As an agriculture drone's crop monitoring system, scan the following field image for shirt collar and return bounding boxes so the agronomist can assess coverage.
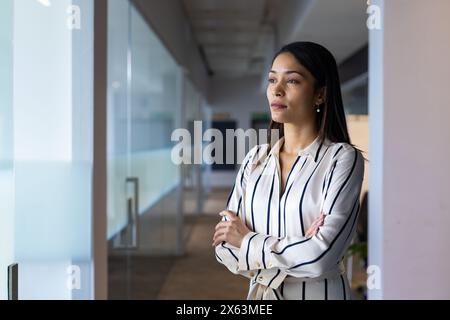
[268,135,328,163]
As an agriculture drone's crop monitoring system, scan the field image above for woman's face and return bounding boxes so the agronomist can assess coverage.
[266,52,322,126]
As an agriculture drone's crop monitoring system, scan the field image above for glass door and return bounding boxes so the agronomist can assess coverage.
[107,0,184,299]
[129,4,183,256]
[1,0,95,299]
[0,0,15,301]
[107,0,139,299]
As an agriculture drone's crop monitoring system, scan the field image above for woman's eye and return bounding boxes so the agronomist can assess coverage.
[268,78,300,84]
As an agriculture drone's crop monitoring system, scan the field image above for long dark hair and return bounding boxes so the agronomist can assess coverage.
[267,41,352,149]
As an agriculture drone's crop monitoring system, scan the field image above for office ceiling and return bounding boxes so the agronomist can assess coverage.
[182,0,368,78]
[182,0,282,77]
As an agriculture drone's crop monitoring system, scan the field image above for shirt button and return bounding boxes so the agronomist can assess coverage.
[249,271,255,277]
[256,262,261,268]
[268,262,273,267]
[257,276,264,282]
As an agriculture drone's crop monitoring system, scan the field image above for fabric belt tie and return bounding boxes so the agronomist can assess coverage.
[247,261,346,300]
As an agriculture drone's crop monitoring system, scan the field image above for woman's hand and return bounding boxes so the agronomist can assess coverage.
[305,212,326,237]
[212,210,251,248]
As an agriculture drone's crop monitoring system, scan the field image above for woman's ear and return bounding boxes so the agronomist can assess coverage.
[315,86,327,105]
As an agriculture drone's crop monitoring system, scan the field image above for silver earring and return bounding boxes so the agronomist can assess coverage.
[316,104,321,112]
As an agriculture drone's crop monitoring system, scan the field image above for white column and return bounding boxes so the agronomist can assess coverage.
[369,0,450,299]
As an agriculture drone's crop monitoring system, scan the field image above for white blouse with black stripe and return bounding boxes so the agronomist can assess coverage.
[214,135,365,300]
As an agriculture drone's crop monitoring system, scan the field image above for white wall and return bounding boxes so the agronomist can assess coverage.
[369,0,450,299]
[347,115,369,198]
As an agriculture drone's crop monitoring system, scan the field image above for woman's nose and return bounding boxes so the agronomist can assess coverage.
[274,91,284,98]
[273,85,284,97]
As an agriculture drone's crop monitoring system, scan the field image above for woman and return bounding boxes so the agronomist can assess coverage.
[212,41,365,300]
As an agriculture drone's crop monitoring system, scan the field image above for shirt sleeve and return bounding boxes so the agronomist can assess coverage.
[214,145,287,289]
[236,146,365,279]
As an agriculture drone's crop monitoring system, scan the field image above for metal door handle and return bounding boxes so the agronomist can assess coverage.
[126,177,139,249]
[113,177,140,250]
[8,263,18,300]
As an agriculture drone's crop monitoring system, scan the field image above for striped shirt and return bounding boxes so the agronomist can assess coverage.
[214,135,365,300]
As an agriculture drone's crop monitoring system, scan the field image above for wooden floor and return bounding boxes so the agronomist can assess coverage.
[159,187,250,299]
[157,215,249,299]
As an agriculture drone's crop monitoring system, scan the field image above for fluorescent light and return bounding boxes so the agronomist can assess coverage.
[37,0,51,7]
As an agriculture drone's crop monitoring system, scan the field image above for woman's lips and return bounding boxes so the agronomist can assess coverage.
[270,103,287,110]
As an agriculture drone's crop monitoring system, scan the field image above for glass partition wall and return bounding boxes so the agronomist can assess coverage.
[0,0,185,300]
[182,80,205,215]
[0,0,15,301]
[0,0,372,302]
[107,0,184,299]
[0,0,94,299]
